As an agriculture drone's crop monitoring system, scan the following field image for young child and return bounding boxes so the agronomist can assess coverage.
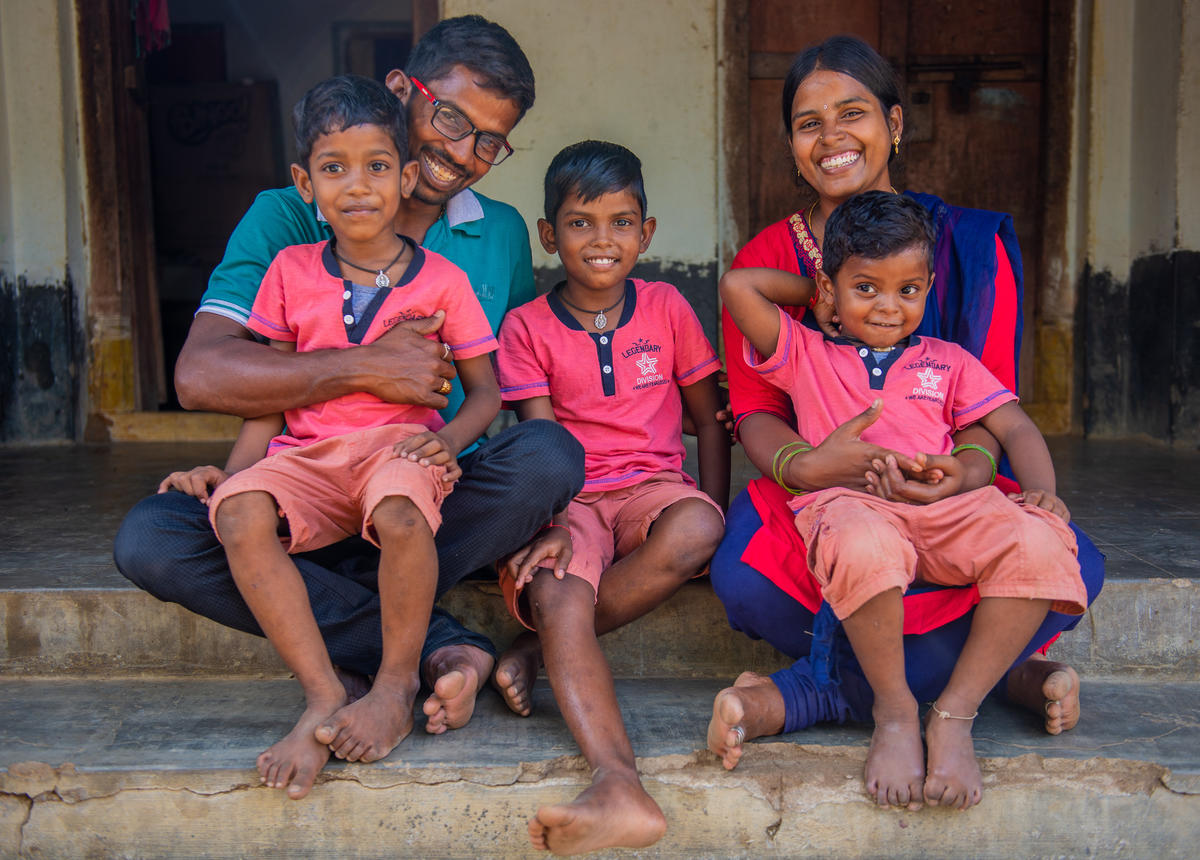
[494,141,729,854]
[720,191,1087,811]
[158,75,500,799]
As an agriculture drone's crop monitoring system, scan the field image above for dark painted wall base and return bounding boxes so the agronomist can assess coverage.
[534,260,720,347]
[0,278,79,442]
[1083,250,1199,446]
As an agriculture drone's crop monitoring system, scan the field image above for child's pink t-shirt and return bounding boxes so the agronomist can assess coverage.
[248,239,497,452]
[498,278,720,491]
[747,307,1017,508]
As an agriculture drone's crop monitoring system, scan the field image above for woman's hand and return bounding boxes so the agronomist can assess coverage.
[1011,488,1071,523]
[782,400,918,492]
[865,452,963,504]
[504,525,573,588]
[157,465,228,503]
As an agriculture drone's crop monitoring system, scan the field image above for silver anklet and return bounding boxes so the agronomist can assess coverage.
[929,700,978,721]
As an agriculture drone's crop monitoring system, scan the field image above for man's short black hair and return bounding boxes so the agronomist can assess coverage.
[822,191,935,278]
[293,74,407,167]
[543,140,647,224]
[406,15,535,121]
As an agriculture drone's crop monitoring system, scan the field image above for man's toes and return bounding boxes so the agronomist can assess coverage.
[314,723,337,745]
[286,765,317,800]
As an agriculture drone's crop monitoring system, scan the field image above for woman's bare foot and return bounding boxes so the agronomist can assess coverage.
[257,691,345,800]
[706,671,786,770]
[314,676,418,762]
[528,767,666,855]
[421,643,495,734]
[1006,653,1080,735]
[864,701,925,810]
[492,631,542,716]
[922,704,983,809]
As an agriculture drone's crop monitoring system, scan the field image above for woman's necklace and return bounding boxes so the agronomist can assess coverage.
[558,288,625,331]
[333,243,407,288]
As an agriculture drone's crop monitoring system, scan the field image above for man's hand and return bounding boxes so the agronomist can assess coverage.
[504,526,573,588]
[395,430,461,489]
[359,311,457,408]
[157,465,228,503]
[1011,488,1071,522]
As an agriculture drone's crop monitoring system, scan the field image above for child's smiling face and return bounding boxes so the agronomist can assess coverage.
[537,187,656,294]
[817,245,932,350]
[291,123,417,246]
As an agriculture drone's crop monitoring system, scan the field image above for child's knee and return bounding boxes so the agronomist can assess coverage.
[525,571,595,629]
[214,491,280,547]
[370,495,430,543]
[656,500,725,571]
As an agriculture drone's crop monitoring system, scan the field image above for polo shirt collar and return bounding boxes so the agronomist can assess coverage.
[546,279,638,331]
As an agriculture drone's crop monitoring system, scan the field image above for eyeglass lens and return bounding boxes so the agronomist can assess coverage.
[431,106,509,164]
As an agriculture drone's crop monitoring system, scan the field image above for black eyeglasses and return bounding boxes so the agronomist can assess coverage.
[409,77,515,166]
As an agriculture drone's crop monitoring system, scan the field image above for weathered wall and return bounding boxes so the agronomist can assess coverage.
[444,0,722,340]
[1079,0,1199,445]
[0,0,84,441]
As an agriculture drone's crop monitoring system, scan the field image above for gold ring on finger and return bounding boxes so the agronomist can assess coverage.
[437,378,453,395]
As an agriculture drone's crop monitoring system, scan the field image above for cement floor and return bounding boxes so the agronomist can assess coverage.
[1,436,1198,591]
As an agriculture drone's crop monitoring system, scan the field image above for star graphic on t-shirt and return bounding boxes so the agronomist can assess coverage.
[917,367,942,390]
[636,354,659,375]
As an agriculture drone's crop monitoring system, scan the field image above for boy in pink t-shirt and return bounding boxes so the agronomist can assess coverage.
[494,141,729,854]
[159,76,500,800]
[720,191,1086,812]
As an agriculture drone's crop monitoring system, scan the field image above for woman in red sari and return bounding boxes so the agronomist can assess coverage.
[706,36,1104,803]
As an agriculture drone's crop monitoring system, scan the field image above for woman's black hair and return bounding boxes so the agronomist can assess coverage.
[822,191,935,279]
[293,75,407,167]
[781,35,903,162]
[543,140,647,223]
[406,15,535,122]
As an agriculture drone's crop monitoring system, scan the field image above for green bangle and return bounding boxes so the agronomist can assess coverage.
[771,441,810,486]
[772,442,812,492]
[951,443,997,485]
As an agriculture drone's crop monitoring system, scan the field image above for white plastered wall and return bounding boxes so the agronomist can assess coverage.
[442,0,720,273]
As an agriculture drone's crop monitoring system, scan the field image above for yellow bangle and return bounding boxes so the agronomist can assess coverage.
[951,443,997,485]
[772,441,812,492]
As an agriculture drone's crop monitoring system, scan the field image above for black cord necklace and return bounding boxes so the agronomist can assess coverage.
[333,243,407,288]
[558,288,625,330]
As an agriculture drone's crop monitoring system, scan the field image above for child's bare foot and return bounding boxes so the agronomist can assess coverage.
[1006,653,1080,735]
[258,692,345,800]
[864,702,925,810]
[492,631,542,716]
[922,703,982,810]
[421,643,495,734]
[314,677,417,762]
[528,767,666,855]
[706,671,786,770]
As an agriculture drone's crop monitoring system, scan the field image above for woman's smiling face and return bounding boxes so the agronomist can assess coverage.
[789,69,902,205]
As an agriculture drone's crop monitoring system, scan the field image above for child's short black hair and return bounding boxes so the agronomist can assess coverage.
[822,191,935,279]
[543,140,647,223]
[293,75,407,168]
[406,15,535,122]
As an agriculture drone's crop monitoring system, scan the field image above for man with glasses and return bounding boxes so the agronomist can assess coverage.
[115,15,584,737]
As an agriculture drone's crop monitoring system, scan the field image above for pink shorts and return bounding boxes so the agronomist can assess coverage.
[796,485,1086,620]
[502,471,723,629]
[208,424,448,554]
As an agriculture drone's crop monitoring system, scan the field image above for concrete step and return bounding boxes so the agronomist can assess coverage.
[1,677,1197,858]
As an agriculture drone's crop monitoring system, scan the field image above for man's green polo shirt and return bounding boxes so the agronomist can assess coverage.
[198,185,535,424]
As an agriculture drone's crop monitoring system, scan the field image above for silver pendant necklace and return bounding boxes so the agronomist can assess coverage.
[334,244,407,288]
[559,289,625,331]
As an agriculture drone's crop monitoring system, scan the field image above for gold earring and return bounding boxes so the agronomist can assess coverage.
[893,135,901,155]
[796,166,803,180]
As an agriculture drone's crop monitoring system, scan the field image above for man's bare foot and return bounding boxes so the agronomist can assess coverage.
[864,703,925,810]
[258,691,345,800]
[334,666,371,704]
[492,631,542,717]
[706,671,786,770]
[314,676,417,762]
[1006,653,1080,735]
[421,643,495,734]
[923,705,982,810]
[528,767,666,855]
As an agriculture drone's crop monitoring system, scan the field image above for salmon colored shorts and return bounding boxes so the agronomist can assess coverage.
[208,423,448,554]
[501,471,723,630]
[795,485,1086,621]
